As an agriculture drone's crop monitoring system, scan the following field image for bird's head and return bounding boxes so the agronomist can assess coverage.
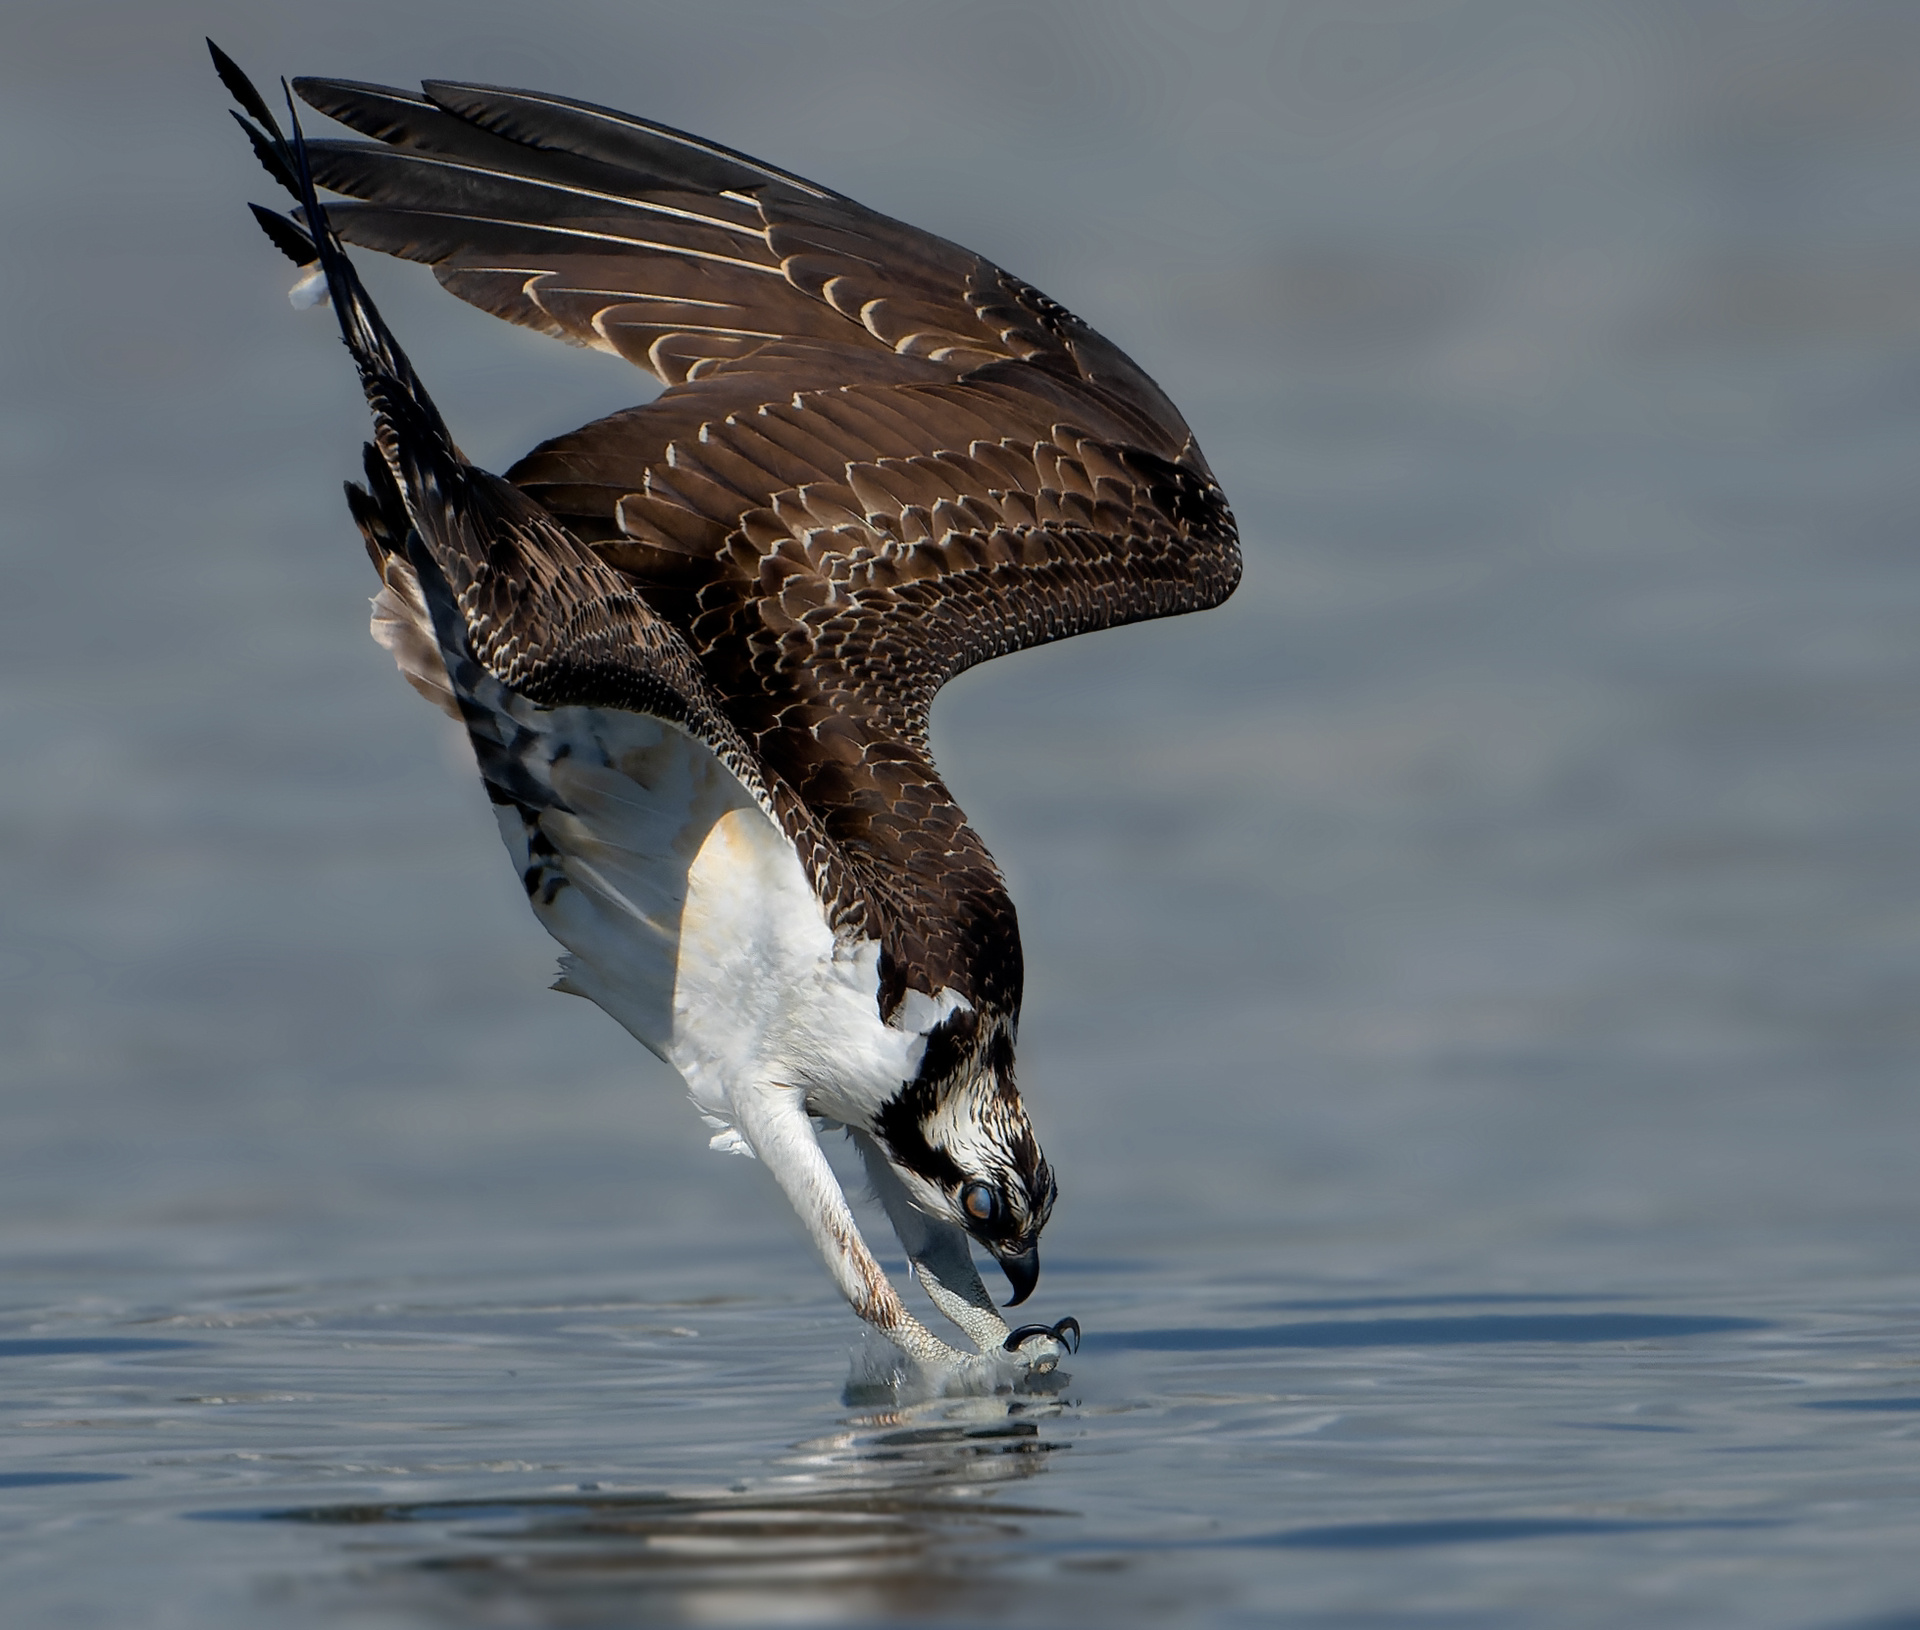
[874,1018,1057,1304]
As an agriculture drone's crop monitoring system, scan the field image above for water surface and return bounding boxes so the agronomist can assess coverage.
[4,3,1920,1624]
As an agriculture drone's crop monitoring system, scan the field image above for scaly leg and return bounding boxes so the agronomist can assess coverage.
[733,1084,968,1368]
[852,1130,1063,1369]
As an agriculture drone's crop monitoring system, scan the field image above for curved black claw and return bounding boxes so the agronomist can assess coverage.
[1003,1323,1056,1352]
[1003,1316,1082,1356]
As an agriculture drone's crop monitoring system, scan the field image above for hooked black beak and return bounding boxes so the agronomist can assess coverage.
[998,1244,1040,1306]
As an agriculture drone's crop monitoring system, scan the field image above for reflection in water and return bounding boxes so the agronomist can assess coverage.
[244,1398,1080,1627]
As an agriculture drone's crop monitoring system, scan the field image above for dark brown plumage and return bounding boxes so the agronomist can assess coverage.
[274,73,1242,1038]
[231,64,1236,1063]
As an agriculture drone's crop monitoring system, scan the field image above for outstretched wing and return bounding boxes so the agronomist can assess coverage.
[212,53,883,1061]
[237,65,1239,1013]
[286,78,1240,719]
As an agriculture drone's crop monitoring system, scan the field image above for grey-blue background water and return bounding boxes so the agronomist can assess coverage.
[4,2,1918,1624]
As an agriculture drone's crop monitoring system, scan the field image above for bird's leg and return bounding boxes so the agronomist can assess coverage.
[732,1084,971,1369]
[851,1131,1063,1370]
[852,1132,1007,1349]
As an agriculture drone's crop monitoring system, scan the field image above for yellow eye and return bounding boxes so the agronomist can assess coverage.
[961,1183,998,1224]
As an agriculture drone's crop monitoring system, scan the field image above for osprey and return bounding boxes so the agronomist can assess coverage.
[214,45,1239,1378]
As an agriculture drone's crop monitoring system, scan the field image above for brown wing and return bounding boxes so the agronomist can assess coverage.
[289,76,1241,1014]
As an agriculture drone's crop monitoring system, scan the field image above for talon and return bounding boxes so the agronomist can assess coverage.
[1002,1317,1081,1357]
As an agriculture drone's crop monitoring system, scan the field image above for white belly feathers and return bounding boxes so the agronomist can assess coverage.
[524,712,958,1151]
[373,564,968,1154]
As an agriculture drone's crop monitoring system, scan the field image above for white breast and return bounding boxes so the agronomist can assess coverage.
[367,567,966,1148]
[668,802,930,1127]
[480,699,962,1148]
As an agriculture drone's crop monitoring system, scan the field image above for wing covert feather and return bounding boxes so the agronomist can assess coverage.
[274,71,1240,1014]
